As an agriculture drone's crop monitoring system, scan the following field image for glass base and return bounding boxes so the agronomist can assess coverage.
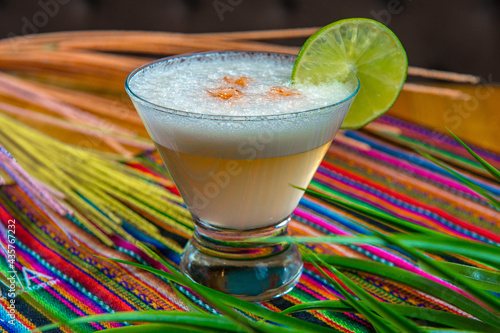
[179,217,303,302]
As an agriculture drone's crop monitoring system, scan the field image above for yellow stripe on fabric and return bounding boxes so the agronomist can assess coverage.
[6,193,153,313]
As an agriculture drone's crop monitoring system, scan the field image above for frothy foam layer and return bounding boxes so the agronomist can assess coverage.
[127,52,358,159]
[128,52,354,116]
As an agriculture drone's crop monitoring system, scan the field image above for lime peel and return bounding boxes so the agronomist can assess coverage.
[292,18,408,129]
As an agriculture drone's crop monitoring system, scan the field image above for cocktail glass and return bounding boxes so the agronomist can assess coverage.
[125,51,359,301]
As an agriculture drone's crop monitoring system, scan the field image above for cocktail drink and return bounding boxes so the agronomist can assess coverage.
[126,51,359,301]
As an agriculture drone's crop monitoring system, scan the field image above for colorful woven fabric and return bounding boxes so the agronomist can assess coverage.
[0,114,499,332]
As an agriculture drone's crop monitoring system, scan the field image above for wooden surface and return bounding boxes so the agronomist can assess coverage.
[388,84,499,153]
[4,83,498,156]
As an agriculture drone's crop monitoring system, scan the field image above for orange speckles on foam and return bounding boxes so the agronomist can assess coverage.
[269,86,301,99]
[206,87,243,100]
[223,75,251,87]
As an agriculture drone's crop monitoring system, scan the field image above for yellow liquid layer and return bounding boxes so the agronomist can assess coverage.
[156,142,330,229]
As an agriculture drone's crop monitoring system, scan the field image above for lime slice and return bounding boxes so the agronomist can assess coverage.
[292,18,408,129]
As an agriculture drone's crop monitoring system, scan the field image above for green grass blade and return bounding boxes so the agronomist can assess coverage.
[34,308,296,333]
[131,243,342,332]
[383,235,500,316]
[133,242,206,313]
[98,324,224,333]
[263,235,385,245]
[134,241,181,275]
[422,329,480,333]
[265,234,500,268]
[446,128,500,182]
[418,151,500,209]
[303,248,403,333]
[34,311,241,332]
[170,282,206,313]
[292,185,443,236]
[282,300,497,332]
[303,249,423,333]
[395,235,500,269]
[418,259,500,293]
[389,235,500,268]
[281,300,351,314]
[288,187,499,267]
[369,129,488,176]
[307,254,500,328]
[96,256,342,333]
[101,246,269,333]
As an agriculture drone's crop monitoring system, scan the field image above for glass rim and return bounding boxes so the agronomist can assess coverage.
[125,50,360,122]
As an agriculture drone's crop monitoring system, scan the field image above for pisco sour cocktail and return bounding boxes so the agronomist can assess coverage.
[126,18,407,301]
[127,52,358,229]
[127,51,359,301]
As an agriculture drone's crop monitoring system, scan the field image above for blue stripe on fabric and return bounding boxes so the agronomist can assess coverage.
[299,197,413,261]
[300,197,372,235]
[344,131,500,196]
[122,222,181,265]
[316,165,498,246]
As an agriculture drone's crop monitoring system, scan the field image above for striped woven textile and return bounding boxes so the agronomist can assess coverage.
[0,114,499,332]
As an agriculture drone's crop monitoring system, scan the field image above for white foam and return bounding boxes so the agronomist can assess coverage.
[127,52,358,159]
[128,52,354,116]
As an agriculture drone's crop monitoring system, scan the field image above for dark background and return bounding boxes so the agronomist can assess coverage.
[1,0,499,82]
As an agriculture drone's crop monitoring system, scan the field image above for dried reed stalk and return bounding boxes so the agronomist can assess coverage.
[16,71,130,93]
[0,72,145,155]
[0,101,152,152]
[0,28,486,158]
[0,50,146,78]
[363,122,402,135]
[0,30,302,55]
[22,80,142,125]
[0,27,317,52]
[0,30,482,83]
[0,72,133,135]
[408,67,480,84]
[57,33,300,55]
[403,82,470,100]
[198,27,320,40]
[0,31,147,55]
[0,112,191,251]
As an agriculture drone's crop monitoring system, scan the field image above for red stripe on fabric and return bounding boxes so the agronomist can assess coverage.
[313,171,457,235]
[320,159,500,243]
[126,162,180,196]
[0,205,136,313]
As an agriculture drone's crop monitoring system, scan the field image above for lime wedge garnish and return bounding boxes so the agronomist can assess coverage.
[292,18,408,129]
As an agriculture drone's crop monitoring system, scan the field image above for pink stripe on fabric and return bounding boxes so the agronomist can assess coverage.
[24,254,121,327]
[315,168,467,238]
[359,148,481,199]
[294,208,471,298]
[43,282,104,330]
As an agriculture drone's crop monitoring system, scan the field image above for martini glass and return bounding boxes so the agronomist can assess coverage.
[126,51,359,301]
